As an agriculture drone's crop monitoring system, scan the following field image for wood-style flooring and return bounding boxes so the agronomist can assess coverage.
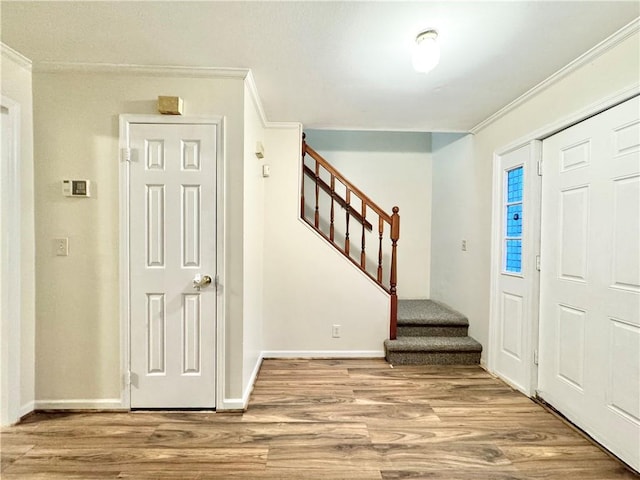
[1,358,637,479]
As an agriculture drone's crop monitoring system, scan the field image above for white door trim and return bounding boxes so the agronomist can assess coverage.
[118,114,226,409]
[1,95,22,425]
[488,86,640,396]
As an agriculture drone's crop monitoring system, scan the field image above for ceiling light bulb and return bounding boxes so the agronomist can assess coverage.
[412,29,440,74]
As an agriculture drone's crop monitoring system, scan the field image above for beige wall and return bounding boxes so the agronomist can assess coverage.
[431,31,640,362]
[32,70,246,404]
[262,126,390,355]
[1,45,36,420]
[29,67,392,408]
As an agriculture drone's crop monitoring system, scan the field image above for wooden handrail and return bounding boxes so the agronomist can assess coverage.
[302,165,373,231]
[301,133,400,340]
[303,143,393,224]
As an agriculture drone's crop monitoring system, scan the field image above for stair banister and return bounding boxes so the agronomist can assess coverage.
[301,133,400,340]
[389,206,399,340]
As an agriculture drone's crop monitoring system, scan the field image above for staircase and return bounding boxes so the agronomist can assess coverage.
[302,134,400,339]
[301,135,482,361]
[384,299,482,365]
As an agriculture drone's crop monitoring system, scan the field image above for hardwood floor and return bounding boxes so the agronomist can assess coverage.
[1,359,637,479]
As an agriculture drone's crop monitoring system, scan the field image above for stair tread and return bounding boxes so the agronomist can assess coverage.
[398,299,468,326]
[384,336,482,352]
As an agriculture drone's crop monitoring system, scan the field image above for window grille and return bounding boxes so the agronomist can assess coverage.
[505,166,523,273]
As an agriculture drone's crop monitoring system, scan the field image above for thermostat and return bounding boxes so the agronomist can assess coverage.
[62,180,91,197]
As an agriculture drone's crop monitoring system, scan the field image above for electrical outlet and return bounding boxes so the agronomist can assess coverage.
[332,324,341,338]
[461,239,467,251]
[54,238,69,256]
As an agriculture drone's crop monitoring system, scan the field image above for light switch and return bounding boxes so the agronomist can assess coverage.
[262,164,271,177]
[54,238,69,256]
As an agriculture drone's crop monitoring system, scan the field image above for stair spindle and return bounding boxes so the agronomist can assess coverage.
[314,160,320,228]
[377,217,384,283]
[330,175,335,241]
[360,202,366,269]
[345,189,351,255]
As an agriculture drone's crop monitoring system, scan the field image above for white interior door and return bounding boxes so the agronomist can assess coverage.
[539,96,640,471]
[492,142,541,395]
[128,122,217,408]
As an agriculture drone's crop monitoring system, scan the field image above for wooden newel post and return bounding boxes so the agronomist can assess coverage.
[300,133,307,217]
[389,206,400,340]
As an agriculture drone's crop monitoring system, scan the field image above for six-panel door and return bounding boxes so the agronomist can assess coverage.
[128,122,217,408]
[539,97,640,470]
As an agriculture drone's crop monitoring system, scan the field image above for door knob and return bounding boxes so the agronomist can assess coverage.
[193,274,212,290]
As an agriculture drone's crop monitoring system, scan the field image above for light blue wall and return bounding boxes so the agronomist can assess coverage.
[305,129,430,153]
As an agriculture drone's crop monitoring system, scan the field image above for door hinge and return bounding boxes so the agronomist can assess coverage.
[125,370,132,386]
[121,147,132,162]
[535,255,541,271]
[533,349,539,366]
[537,159,542,176]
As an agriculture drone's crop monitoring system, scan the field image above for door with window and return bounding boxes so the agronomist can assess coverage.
[493,142,541,395]
[538,96,639,470]
[126,120,218,409]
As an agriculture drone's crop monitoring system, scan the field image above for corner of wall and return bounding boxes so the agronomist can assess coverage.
[1,43,35,424]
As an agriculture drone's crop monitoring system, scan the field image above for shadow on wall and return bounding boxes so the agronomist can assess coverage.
[431,132,469,153]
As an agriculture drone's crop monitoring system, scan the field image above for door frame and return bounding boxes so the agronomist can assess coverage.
[488,86,639,397]
[118,114,226,409]
[1,95,22,425]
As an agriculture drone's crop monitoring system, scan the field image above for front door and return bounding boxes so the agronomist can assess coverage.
[493,142,541,395]
[538,96,639,470]
[127,121,218,408]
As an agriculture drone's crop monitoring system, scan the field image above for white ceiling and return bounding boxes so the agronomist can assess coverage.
[2,1,638,132]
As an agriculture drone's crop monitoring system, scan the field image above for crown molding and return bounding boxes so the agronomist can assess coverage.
[495,83,639,156]
[244,69,303,129]
[244,69,269,126]
[1,43,32,71]
[33,61,302,126]
[33,61,249,79]
[471,17,640,134]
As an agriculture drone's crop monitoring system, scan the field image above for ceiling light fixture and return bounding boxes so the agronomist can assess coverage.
[412,29,440,74]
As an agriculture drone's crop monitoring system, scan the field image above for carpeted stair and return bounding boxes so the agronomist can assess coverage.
[384,299,482,365]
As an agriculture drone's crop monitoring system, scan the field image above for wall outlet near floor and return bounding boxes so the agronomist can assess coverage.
[332,324,341,338]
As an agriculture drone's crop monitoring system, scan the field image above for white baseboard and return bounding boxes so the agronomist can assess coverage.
[34,398,125,410]
[218,398,246,410]
[19,401,35,418]
[30,352,385,413]
[262,350,385,359]
[219,352,264,411]
[242,352,263,405]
